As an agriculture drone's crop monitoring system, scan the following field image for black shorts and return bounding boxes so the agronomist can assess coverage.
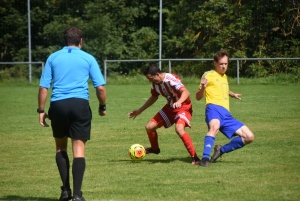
[48,98,92,140]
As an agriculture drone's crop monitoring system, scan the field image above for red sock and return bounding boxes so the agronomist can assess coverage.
[180,132,198,158]
[147,131,159,150]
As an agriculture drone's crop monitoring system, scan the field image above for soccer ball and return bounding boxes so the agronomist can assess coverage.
[128,144,146,160]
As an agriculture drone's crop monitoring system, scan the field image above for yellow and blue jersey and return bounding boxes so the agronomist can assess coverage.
[198,70,230,111]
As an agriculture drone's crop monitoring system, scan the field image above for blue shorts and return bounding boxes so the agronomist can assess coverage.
[205,104,244,139]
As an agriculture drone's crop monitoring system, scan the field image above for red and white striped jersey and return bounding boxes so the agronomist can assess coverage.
[150,73,191,108]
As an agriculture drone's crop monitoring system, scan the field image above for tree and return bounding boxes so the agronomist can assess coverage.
[0,0,28,66]
[1,0,299,78]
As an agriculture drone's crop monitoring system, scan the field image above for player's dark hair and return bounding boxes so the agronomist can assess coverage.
[143,64,162,76]
[214,49,229,62]
[63,26,83,46]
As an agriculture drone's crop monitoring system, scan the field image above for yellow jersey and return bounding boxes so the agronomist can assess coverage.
[198,70,230,111]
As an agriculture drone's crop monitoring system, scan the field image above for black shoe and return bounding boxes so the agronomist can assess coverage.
[145,147,160,154]
[200,158,209,167]
[191,156,201,165]
[58,186,72,201]
[72,192,86,201]
[72,196,86,201]
[210,145,223,163]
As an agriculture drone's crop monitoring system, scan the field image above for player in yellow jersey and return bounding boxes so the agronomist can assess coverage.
[195,49,254,167]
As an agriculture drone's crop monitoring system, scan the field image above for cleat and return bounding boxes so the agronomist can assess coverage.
[200,158,209,167]
[191,156,201,165]
[145,147,160,154]
[58,186,72,201]
[72,192,85,201]
[72,196,86,201]
[210,145,223,163]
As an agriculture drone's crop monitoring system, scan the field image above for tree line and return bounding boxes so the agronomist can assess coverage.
[1,0,299,78]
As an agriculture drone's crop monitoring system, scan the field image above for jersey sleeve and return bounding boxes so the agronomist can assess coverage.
[170,74,185,91]
[89,57,106,87]
[176,84,185,92]
[39,55,53,89]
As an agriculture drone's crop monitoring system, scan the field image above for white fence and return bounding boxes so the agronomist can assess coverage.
[104,58,300,84]
[1,58,299,84]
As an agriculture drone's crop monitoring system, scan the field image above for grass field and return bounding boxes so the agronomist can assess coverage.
[0,80,300,201]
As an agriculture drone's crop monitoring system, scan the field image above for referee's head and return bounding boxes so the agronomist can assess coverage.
[63,26,83,46]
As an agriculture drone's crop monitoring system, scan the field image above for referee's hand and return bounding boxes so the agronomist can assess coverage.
[39,113,49,127]
[99,110,106,116]
[98,104,106,116]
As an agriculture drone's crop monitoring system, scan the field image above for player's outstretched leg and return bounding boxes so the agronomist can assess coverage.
[211,136,246,163]
[210,145,223,163]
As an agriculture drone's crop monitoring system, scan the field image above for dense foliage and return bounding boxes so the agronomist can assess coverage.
[0,0,299,79]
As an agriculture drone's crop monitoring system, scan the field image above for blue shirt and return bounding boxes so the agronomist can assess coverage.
[39,46,106,102]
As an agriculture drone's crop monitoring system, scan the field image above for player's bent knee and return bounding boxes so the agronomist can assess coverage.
[245,131,254,144]
[145,123,156,132]
[248,133,255,143]
[207,127,219,136]
[175,124,185,135]
[244,138,254,145]
[175,129,185,136]
[238,126,254,144]
[208,125,220,135]
[145,125,151,132]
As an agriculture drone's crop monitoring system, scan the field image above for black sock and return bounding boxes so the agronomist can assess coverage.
[72,157,86,197]
[55,151,70,190]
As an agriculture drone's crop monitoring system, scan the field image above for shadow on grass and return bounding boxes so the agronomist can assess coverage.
[109,156,196,164]
[0,196,56,201]
[109,156,240,165]
[142,157,239,164]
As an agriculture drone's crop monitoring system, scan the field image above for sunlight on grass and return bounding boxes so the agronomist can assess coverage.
[0,80,299,201]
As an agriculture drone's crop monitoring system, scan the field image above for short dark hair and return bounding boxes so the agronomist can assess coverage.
[63,26,83,46]
[214,49,229,62]
[143,64,162,76]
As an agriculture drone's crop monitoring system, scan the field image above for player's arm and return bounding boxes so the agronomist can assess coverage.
[128,95,158,119]
[229,91,242,100]
[96,85,107,116]
[173,87,190,108]
[196,77,207,101]
[37,87,49,127]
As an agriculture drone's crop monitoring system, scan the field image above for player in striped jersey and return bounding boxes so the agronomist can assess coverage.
[128,64,200,165]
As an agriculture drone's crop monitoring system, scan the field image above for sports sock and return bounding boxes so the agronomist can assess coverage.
[221,137,244,153]
[72,157,85,197]
[180,132,198,158]
[202,136,215,159]
[147,131,159,150]
[55,151,70,190]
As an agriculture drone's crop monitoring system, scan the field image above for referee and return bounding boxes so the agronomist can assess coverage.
[37,26,107,201]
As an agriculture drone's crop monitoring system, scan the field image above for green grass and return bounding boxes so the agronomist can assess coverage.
[0,80,300,201]
[1,72,299,86]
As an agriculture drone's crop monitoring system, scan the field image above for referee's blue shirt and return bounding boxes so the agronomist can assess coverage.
[39,47,106,102]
